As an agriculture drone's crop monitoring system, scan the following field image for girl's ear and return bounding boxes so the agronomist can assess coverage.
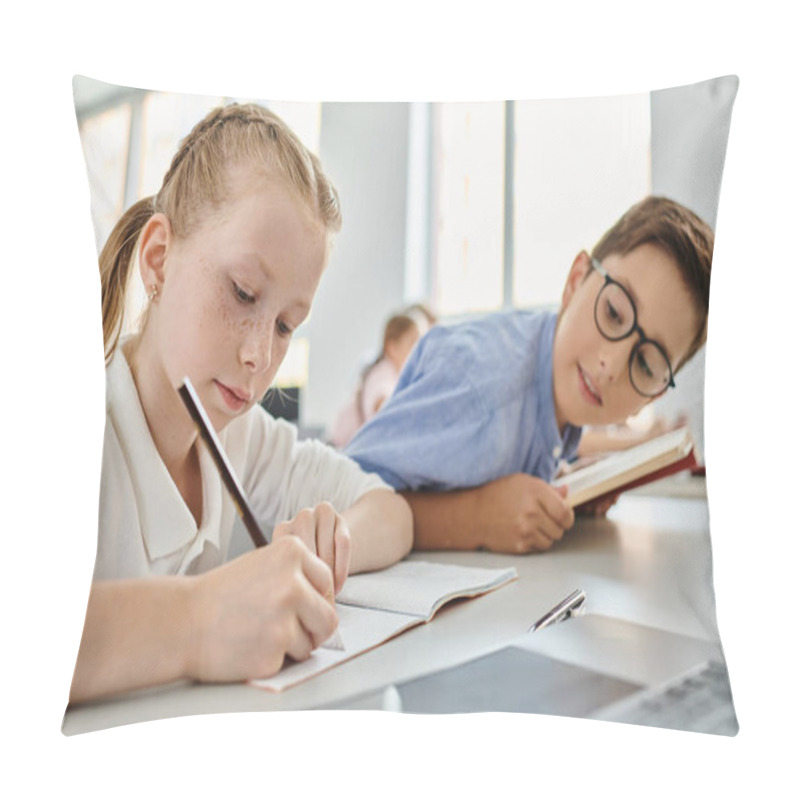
[561,250,592,310]
[138,213,172,295]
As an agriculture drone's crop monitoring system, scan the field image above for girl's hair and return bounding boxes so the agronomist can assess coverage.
[381,314,418,354]
[355,313,419,424]
[99,102,342,363]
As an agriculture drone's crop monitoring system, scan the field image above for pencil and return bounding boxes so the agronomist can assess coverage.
[178,377,268,548]
[178,377,345,651]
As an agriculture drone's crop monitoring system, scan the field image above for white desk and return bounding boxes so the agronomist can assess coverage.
[63,478,722,734]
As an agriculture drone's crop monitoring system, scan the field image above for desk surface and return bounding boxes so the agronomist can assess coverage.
[63,481,720,735]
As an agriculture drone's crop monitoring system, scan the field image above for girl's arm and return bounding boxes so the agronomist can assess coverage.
[400,473,574,555]
[271,488,413,596]
[69,538,337,704]
[70,576,195,703]
[342,488,413,574]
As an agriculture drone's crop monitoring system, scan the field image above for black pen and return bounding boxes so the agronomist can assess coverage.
[529,589,586,632]
[178,377,268,548]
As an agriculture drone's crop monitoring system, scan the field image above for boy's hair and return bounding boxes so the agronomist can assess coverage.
[99,103,342,363]
[591,196,714,369]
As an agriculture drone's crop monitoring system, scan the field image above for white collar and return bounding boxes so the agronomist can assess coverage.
[106,346,223,562]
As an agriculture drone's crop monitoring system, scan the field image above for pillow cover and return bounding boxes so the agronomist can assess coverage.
[65,74,738,737]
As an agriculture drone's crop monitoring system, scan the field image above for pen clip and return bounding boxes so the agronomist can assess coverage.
[529,589,586,633]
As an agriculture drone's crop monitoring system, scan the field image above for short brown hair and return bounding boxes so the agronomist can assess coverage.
[591,196,714,368]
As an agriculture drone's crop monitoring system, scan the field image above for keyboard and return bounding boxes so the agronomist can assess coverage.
[592,659,738,736]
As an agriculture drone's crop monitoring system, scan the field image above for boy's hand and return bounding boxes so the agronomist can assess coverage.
[190,537,338,682]
[272,502,351,595]
[476,473,575,553]
[576,492,621,517]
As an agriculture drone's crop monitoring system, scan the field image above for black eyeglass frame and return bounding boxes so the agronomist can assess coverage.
[589,257,676,398]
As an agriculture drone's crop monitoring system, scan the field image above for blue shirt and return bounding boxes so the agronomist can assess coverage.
[345,309,582,491]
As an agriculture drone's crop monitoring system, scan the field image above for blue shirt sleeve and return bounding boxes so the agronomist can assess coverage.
[345,326,507,491]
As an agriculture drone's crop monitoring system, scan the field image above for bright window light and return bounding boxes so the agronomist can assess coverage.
[79,103,132,251]
[431,102,505,316]
[513,94,652,307]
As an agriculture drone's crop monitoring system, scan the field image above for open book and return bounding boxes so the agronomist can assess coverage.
[552,426,698,509]
[251,560,517,692]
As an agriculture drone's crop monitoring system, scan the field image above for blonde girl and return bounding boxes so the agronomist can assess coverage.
[70,103,412,703]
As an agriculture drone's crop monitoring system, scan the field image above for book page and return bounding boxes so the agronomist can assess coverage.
[251,603,419,691]
[337,561,518,618]
[553,427,693,503]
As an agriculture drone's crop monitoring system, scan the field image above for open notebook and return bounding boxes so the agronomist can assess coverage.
[251,560,517,692]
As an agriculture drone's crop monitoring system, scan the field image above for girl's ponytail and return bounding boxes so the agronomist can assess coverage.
[99,197,155,363]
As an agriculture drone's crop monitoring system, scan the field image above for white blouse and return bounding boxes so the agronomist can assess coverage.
[94,348,390,580]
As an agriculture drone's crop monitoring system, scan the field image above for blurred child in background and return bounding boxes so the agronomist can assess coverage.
[329,306,434,447]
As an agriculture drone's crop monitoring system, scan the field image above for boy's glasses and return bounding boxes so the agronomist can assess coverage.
[590,258,675,398]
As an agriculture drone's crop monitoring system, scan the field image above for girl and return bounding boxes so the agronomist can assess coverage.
[70,103,413,703]
[329,311,426,448]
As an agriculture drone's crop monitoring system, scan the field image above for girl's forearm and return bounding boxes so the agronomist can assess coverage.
[69,577,196,704]
[343,489,413,573]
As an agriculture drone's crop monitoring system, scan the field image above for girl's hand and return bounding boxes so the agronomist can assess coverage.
[189,537,338,683]
[272,502,351,595]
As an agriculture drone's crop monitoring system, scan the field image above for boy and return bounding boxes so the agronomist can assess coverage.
[345,196,713,554]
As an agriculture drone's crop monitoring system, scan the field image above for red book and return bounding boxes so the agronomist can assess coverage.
[552,427,698,509]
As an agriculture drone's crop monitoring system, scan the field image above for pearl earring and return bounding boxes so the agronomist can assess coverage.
[147,285,158,302]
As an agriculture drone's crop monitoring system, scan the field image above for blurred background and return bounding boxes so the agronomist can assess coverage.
[73,75,737,458]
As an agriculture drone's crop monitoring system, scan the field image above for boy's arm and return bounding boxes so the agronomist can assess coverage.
[401,473,575,555]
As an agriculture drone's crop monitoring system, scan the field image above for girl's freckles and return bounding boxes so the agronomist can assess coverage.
[214,282,233,328]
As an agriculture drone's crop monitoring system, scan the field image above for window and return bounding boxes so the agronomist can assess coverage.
[78,103,132,252]
[513,95,652,307]
[431,102,505,316]
[429,94,652,316]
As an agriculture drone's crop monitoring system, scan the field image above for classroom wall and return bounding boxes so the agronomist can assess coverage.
[649,76,738,458]
[300,102,412,433]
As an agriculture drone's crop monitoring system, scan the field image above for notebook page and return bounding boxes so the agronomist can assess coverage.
[336,561,517,619]
[251,602,419,691]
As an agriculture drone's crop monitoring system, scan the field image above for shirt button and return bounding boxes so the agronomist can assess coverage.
[552,445,562,459]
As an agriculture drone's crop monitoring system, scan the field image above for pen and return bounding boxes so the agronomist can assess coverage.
[178,377,345,651]
[178,378,268,548]
[529,589,586,632]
